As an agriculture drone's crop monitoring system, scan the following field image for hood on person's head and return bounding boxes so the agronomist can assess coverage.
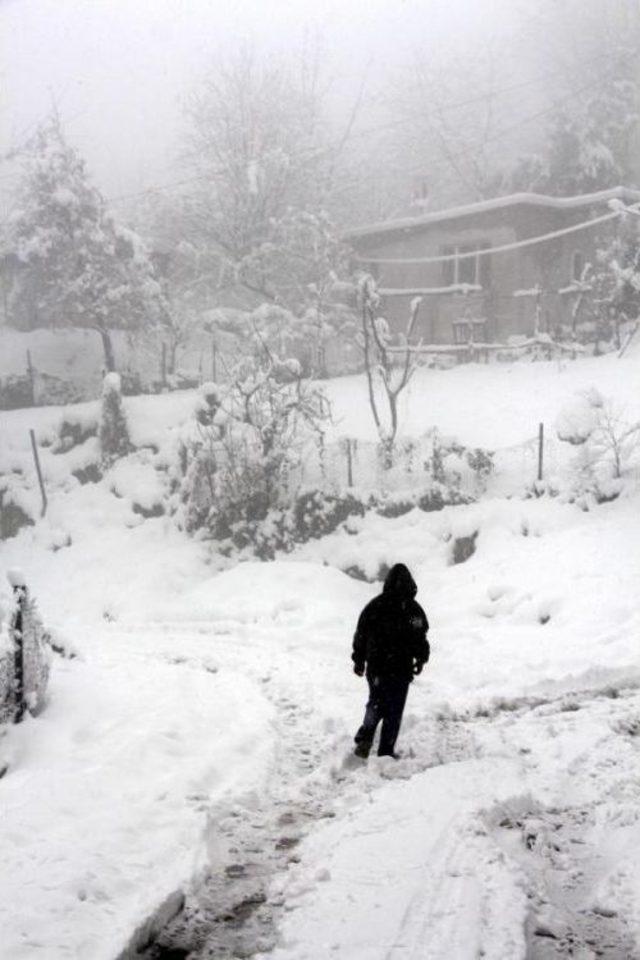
[382,563,417,600]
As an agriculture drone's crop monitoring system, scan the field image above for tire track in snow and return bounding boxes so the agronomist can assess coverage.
[351,683,640,960]
[488,804,639,959]
[481,687,640,960]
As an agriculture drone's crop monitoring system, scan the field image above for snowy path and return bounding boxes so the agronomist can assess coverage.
[222,677,640,960]
[108,610,365,958]
[100,591,479,958]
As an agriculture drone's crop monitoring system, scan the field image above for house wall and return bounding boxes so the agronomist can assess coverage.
[352,202,620,343]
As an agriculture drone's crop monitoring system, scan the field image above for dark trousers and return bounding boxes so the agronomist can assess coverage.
[355,675,410,756]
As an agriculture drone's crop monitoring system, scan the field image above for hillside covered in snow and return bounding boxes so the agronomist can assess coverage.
[1,350,639,960]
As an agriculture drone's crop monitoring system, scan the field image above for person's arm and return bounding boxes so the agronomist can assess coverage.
[352,604,371,676]
[411,604,430,674]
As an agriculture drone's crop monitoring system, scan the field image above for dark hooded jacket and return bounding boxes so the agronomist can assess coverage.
[352,564,430,682]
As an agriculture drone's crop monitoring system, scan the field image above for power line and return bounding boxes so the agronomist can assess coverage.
[353,204,632,266]
[362,47,614,134]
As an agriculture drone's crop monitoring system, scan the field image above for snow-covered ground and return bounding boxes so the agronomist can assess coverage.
[323,347,640,447]
[1,351,639,959]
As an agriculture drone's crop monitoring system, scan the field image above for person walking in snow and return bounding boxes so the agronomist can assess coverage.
[352,563,430,759]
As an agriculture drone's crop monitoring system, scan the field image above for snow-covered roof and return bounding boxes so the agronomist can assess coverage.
[345,186,640,242]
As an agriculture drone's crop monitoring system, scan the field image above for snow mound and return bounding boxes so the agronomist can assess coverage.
[0,651,274,960]
[168,561,373,628]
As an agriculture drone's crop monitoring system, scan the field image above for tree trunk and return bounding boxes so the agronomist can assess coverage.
[168,340,178,376]
[98,327,116,372]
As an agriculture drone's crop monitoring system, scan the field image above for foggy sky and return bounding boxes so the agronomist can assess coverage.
[1,0,521,204]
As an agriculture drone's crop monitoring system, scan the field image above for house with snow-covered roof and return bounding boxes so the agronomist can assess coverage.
[345,186,640,347]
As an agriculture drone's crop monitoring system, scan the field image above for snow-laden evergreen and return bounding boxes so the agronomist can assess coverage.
[7,117,169,370]
[98,372,132,466]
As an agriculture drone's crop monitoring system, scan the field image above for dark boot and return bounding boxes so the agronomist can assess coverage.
[354,741,371,759]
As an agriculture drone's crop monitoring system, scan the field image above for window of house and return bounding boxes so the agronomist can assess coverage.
[452,317,487,344]
[571,250,584,282]
[458,245,478,285]
[442,246,456,286]
[441,243,490,288]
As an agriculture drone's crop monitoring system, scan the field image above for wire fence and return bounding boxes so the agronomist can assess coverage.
[286,427,565,499]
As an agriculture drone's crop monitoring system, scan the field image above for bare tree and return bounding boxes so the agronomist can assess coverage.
[182,45,341,299]
[382,45,509,208]
[358,275,421,466]
[557,390,640,486]
[589,401,640,479]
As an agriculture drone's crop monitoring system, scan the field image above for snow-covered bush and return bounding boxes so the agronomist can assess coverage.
[416,485,473,512]
[221,489,369,559]
[587,232,640,350]
[108,455,166,519]
[0,474,36,540]
[0,572,51,724]
[292,490,367,541]
[0,374,33,411]
[556,390,601,446]
[99,373,132,467]
[466,446,495,492]
[179,346,330,538]
[217,482,477,560]
[423,429,493,494]
[557,389,640,502]
[0,594,16,724]
[373,496,416,519]
[53,409,99,454]
[427,430,465,487]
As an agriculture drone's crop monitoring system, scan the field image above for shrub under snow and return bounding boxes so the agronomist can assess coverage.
[0,573,51,724]
[99,373,132,467]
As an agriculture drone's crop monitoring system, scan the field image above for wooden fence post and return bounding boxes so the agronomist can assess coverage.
[537,422,544,482]
[346,438,353,488]
[26,350,35,406]
[29,429,47,517]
